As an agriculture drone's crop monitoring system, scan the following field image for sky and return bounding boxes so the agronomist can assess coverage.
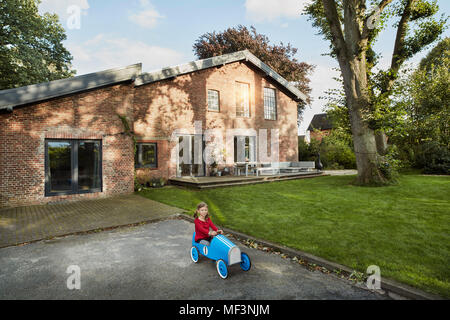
[38,0,450,135]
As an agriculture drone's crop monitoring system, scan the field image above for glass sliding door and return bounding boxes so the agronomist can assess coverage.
[78,141,101,191]
[45,139,102,196]
[47,141,72,193]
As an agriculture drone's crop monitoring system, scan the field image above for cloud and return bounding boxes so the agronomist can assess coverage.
[129,1,164,29]
[67,34,185,75]
[245,0,309,23]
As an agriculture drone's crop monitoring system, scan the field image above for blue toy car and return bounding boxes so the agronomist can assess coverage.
[190,232,251,279]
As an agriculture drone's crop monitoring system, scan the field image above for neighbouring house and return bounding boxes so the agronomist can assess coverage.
[0,50,306,208]
[307,113,333,142]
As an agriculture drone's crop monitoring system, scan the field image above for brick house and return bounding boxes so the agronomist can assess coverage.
[307,113,333,142]
[0,50,306,208]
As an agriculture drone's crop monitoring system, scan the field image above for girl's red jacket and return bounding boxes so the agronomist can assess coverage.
[194,217,218,242]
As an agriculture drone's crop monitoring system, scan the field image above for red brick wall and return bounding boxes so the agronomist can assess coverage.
[310,129,331,142]
[0,83,135,208]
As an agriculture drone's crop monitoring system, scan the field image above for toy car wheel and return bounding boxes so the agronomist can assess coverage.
[216,259,228,279]
[190,246,199,263]
[240,252,251,271]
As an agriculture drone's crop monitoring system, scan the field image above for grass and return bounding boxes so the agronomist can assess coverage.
[138,174,450,297]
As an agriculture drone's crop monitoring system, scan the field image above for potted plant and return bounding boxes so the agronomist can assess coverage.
[150,177,166,188]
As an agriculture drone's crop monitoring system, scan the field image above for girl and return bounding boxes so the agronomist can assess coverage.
[194,202,223,245]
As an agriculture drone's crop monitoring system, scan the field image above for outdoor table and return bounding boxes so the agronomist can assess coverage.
[234,162,257,176]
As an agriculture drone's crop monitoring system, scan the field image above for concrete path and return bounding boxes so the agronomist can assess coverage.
[0,219,388,300]
[0,194,183,248]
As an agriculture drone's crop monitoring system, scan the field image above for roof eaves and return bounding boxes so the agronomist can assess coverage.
[135,50,307,103]
[242,50,308,102]
[0,63,142,111]
[134,50,247,87]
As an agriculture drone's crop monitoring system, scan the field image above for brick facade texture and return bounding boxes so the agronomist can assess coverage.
[0,61,299,208]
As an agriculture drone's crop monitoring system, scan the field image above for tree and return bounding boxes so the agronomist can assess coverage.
[0,0,75,90]
[193,25,314,124]
[390,37,449,173]
[305,0,446,185]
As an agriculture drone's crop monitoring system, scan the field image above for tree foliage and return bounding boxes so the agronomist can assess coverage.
[193,25,314,122]
[0,0,75,90]
[389,37,450,173]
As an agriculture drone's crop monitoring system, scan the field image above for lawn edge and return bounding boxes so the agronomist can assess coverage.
[175,213,444,300]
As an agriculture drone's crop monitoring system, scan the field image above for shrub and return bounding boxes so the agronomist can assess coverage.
[416,141,450,174]
[319,134,356,169]
[377,146,402,183]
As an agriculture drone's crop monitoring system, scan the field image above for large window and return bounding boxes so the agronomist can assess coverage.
[135,143,158,168]
[236,82,250,117]
[45,139,102,196]
[264,87,277,120]
[207,89,220,111]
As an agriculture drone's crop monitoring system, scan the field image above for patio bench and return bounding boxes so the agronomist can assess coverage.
[255,161,316,176]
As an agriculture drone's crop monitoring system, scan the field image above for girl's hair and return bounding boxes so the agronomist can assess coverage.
[194,202,208,219]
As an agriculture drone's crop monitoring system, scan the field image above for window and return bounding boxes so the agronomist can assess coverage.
[264,87,277,120]
[45,139,102,196]
[236,82,250,117]
[135,143,157,168]
[207,89,220,111]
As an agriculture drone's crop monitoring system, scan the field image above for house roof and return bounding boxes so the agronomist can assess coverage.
[135,50,307,102]
[0,63,142,111]
[307,113,333,131]
[0,49,308,111]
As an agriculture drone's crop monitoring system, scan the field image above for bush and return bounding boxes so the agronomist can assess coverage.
[298,138,316,161]
[377,145,402,183]
[319,134,356,169]
[415,141,450,174]
[299,133,356,169]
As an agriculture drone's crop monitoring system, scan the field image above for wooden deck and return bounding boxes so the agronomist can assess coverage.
[169,171,326,189]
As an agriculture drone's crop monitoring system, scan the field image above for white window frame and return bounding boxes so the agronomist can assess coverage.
[236,82,250,117]
[207,89,220,111]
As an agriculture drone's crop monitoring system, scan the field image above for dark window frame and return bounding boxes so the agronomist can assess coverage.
[44,139,103,197]
[263,87,277,120]
[135,142,158,168]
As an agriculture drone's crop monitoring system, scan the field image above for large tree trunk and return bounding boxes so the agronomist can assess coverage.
[339,59,388,185]
[320,0,391,185]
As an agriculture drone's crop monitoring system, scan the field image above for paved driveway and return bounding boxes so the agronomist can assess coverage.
[0,194,183,248]
[0,219,388,300]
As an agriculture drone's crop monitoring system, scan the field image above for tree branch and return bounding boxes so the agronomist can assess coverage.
[385,0,415,92]
[322,0,347,60]
[362,0,394,40]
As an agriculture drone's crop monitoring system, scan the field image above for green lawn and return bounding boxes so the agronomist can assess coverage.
[138,174,450,297]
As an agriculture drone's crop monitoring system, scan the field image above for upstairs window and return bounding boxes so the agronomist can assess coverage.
[135,143,158,168]
[264,87,277,120]
[236,82,250,117]
[207,89,220,111]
